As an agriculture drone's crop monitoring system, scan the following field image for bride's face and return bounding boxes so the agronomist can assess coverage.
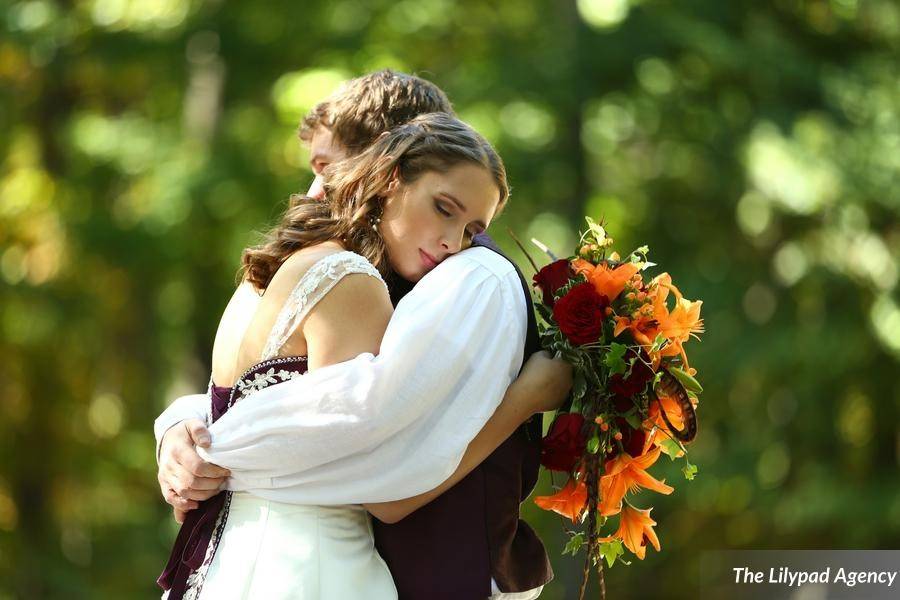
[380,162,501,282]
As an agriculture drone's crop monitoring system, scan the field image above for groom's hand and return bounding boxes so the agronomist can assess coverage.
[518,351,574,414]
[158,419,230,516]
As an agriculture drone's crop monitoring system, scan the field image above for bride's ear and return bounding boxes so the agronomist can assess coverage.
[385,166,401,196]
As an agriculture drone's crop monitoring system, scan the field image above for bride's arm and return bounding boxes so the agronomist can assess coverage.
[300,272,393,370]
[364,351,571,524]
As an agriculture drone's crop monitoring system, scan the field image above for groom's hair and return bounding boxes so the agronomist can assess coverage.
[299,69,454,155]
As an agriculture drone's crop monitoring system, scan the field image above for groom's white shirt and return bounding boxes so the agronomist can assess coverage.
[154,246,528,505]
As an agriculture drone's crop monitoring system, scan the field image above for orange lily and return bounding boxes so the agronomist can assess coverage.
[614,310,659,345]
[642,394,696,457]
[534,476,587,523]
[648,273,704,371]
[571,258,595,277]
[600,504,661,560]
[586,261,641,302]
[599,446,673,516]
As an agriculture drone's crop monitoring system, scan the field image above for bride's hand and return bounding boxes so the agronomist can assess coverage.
[515,350,573,415]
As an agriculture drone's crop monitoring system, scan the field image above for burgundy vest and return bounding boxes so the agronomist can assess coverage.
[374,234,552,599]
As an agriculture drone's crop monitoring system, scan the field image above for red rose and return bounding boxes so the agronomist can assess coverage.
[541,413,587,472]
[605,424,647,459]
[608,349,654,397]
[533,260,574,307]
[552,282,609,346]
[623,427,647,457]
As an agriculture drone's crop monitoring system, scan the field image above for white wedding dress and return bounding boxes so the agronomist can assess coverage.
[188,251,397,600]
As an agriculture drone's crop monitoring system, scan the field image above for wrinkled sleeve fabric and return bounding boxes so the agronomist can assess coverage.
[196,247,526,504]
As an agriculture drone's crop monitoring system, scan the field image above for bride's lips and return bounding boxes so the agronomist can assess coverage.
[419,249,439,270]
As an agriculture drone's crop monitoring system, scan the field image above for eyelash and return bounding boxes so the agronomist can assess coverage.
[435,201,477,240]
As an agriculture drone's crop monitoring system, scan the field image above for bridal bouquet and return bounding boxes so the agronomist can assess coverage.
[526,218,704,598]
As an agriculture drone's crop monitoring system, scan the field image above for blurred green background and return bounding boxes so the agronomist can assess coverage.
[1,0,898,597]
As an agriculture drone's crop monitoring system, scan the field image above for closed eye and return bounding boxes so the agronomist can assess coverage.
[435,200,452,217]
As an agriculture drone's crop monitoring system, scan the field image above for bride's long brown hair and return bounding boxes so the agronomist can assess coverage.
[241,112,508,290]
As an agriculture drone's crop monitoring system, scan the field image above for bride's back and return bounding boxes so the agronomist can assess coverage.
[210,240,393,387]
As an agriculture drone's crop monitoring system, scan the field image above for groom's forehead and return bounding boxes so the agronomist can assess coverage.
[309,126,349,161]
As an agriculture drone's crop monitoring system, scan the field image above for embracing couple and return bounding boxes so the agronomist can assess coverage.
[154,70,573,600]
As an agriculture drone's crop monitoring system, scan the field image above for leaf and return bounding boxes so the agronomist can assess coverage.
[572,371,587,401]
[668,366,703,395]
[650,333,668,354]
[585,366,602,389]
[563,532,586,556]
[682,461,698,481]
[603,343,627,375]
[622,408,642,430]
[599,539,625,567]
[571,396,584,414]
[659,437,682,460]
[535,303,553,323]
[587,434,600,454]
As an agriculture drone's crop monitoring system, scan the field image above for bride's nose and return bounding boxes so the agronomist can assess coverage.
[439,227,464,254]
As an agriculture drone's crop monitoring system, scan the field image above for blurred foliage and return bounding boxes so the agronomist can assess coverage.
[1,0,898,598]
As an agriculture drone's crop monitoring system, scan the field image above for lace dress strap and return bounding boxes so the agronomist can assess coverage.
[260,251,387,361]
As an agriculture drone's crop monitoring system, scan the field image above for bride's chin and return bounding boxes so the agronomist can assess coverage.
[387,260,423,283]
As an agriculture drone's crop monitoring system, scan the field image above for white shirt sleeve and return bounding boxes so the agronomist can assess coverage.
[196,247,527,504]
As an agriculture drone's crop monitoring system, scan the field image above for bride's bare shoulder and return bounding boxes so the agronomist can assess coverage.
[262,241,349,295]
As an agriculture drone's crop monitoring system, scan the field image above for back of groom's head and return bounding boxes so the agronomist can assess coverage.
[299,69,454,156]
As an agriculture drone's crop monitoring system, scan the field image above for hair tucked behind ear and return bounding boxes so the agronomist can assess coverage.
[241,113,508,291]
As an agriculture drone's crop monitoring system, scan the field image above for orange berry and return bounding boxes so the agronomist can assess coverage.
[595,415,604,424]
[600,422,609,432]
[614,432,623,441]
[604,306,614,316]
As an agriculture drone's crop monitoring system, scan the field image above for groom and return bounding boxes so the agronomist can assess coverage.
[156,70,558,599]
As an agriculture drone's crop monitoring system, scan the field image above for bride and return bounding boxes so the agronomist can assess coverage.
[158,112,570,599]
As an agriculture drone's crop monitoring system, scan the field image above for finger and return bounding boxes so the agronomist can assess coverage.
[174,508,190,524]
[161,461,192,496]
[165,461,208,499]
[158,473,172,502]
[170,469,225,498]
[185,420,211,448]
[170,460,226,491]
[174,477,225,500]
[182,487,221,502]
[164,487,199,511]
[184,453,230,479]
